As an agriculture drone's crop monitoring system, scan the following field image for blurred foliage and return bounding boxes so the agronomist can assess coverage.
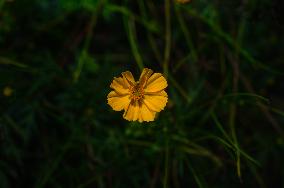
[0,0,284,187]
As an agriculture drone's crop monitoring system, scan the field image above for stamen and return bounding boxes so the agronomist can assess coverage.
[129,82,144,101]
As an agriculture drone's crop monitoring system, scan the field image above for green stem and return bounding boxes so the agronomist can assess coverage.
[163,127,169,188]
[74,0,105,82]
[126,18,144,71]
[174,5,197,62]
[163,0,171,78]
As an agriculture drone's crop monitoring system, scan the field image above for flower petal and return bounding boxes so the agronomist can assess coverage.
[114,77,128,88]
[110,77,129,95]
[139,68,153,87]
[143,92,168,112]
[107,91,130,111]
[122,71,135,87]
[144,73,167,93]
[138,103,156,122]
[139,68,153,80]
[146,90,168,97]
[123,101,140,121]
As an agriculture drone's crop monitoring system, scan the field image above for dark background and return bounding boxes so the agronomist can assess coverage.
[0,0,284,187]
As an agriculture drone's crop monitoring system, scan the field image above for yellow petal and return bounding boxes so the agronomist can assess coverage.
[138,103,156,122]
[143,92,168,112]
[122,71,135,87]
[114,77,128,88]
[139,68,153,80]
[123,101,140,121]
[107,91,130,111]
[144,73,167,93]
[110,77,129,95]
[139,68,153,87]
[147,90,168,97]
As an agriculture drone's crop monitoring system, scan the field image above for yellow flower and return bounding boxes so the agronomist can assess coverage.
[3,86,13,97]
[107,68,168,122]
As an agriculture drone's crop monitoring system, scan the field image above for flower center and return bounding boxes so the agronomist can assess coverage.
[130,82,144,101]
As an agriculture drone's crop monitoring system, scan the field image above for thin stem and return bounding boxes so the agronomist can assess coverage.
[73,0,105,82]
[163,0,171,78]
[126,17,144,71]
[174,5,197,62]
[163,126,169,188]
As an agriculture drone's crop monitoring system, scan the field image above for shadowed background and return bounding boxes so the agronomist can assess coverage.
[0,0,284,187]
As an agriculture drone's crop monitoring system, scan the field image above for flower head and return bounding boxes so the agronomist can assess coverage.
[3,86,13,97]
[107,68,168,122]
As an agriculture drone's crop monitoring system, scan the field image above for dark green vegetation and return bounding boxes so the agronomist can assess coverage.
[1,0,284,187]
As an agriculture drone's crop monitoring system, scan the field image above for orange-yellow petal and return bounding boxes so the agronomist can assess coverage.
[110,77,129,95]
[147,90,168,97]
[139,68,153,80]
[123,101,140,121]
[144,73,167,93]
[107,91,130,111]
[139,68,153,87]
[143,91,168,112]
[114,77,129,88]
[138,103,156,122]
[122,71,135,87]
[123,100,156,122]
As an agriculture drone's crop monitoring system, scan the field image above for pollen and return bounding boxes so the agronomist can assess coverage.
[130,82,144,101]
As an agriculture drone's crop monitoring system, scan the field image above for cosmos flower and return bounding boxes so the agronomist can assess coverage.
[3,86,13,97]
[107,68,168,122]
